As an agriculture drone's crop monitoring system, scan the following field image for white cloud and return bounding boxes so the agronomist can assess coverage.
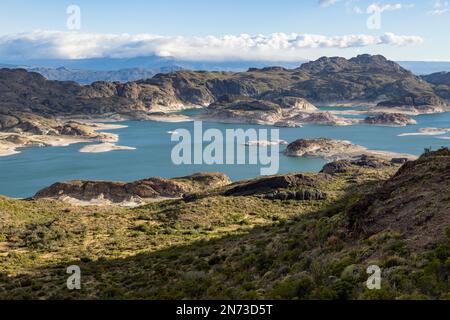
[428,0,449,15]
[0,30,424,62]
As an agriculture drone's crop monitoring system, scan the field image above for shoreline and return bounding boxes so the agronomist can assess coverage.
[0,121,125,158]
[79,142,136,153]
[2,108,449,158]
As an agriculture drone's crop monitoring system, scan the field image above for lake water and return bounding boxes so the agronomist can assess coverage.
[0,109,449,198]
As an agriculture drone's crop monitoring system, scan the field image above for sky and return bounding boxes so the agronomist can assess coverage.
[0,0,449,62]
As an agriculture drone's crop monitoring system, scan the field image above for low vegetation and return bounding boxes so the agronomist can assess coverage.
[0,149,449,300]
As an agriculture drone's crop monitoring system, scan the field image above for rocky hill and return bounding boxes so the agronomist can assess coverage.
[1,55,448,125]
[0,148,448,299]
[422,72,450,100]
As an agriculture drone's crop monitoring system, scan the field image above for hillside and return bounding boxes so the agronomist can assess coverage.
[422,72,450,100]
[0,149,448,300]
[1,55,447,122]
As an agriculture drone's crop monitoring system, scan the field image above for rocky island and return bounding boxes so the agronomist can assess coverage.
[283,138,416,161]
[197,98,354,126]
[0,115,125,156]
[363,112,417,126]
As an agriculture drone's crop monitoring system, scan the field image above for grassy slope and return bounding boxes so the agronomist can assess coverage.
[0,158,449,300]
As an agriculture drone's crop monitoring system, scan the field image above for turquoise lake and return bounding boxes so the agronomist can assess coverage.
[0,109,449,198]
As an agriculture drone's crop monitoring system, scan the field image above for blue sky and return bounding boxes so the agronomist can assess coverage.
[0,0,449,61]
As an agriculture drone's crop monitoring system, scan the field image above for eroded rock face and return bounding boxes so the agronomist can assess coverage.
[363,113,417,126]
[34,172,231,204]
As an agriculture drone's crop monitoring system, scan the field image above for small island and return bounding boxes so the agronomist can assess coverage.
[283,138,417,162]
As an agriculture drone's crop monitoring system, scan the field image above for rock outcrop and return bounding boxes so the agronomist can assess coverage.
[220,173,326,202]
[363,113,417,126]
[34,172,231,206]
[320,155,397,175]
[200,99,353,126]
[284,138,417,161]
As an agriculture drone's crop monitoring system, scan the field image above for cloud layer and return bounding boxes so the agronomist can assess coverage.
[0,30,424,61]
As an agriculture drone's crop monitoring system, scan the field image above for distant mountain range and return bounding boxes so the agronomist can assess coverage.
[2,56,450,84]
[0,55,306,72]
[26,66,182,85]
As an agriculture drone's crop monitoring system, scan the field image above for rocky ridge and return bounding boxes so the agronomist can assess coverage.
[422,71,450,100]
[34,172,231,206]
[1,54,448,129]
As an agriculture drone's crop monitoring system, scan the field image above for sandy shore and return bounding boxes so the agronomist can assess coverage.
[398,128,450,137]
[79,142,136,153]
[89,123,129,131]
[363,150,417,161]
[0,121,121,157]
[245,140,288,146]
[0,146,20,157]
[369,107,449,116]
[146,114,193,123]
[0,133,100,157]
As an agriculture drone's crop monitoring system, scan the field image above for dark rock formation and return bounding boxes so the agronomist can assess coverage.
[321,155,393,175]
[321,160,354,175]
[224,174,318,197]
[259,189,326,201]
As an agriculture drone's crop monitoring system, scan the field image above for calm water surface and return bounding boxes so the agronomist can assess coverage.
[0,109,449,198]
